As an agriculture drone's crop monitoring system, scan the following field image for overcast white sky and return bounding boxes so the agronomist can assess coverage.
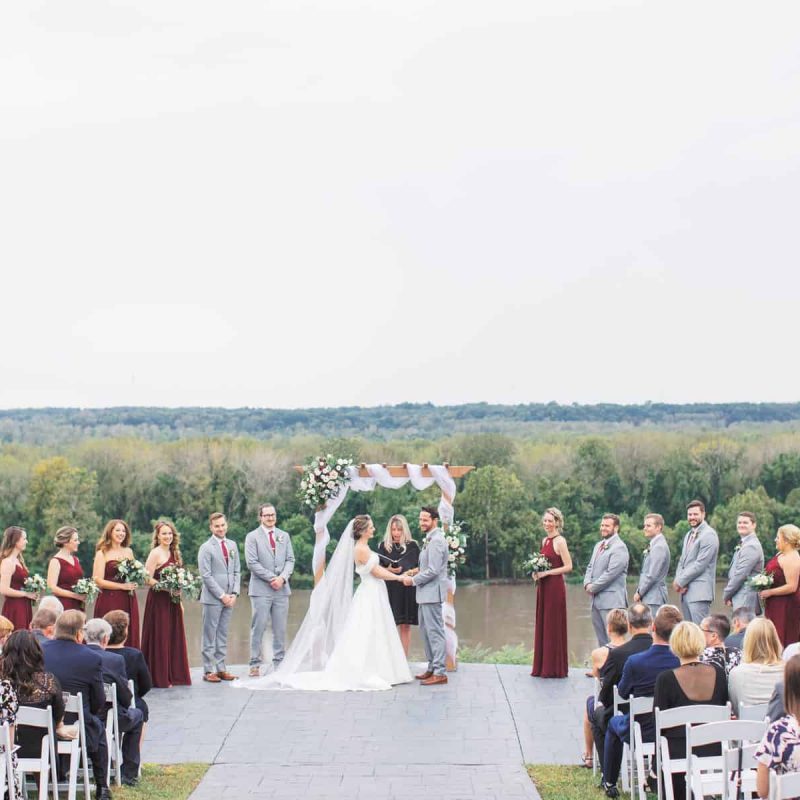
[1,1,798,409]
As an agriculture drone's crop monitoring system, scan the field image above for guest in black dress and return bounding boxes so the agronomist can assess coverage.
[653,621,729,800]
[378,514,419,656]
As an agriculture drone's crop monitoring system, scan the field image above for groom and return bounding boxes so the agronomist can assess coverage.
[403,506,449,686]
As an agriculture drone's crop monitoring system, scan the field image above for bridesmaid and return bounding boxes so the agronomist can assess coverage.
[759,524,800,648]
[531,507,573,679]
[0,527,39,631]
[378,514,420,657]
[93,519,142,648]
[46,526,85,611]
[140,521,191,687]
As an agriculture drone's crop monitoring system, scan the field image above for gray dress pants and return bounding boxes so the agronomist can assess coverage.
[201,602,232,674]
[418,602,446,676]
[249,594,289,668]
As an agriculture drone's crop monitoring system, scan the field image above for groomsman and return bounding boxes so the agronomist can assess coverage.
[673,500,719,625]
[584,514,630,647]
[633,513,671,619]
[722,511,764,616]
[198,512,241,682]
[245,503,295,677]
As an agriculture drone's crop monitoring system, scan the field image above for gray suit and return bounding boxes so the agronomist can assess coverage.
[245,525,295,669]
[412,528,449,676]
[674,520,719,624]
[198,535,241,674]
[584,534,629,646]
[637,533,671,619]
[722,533,764,615]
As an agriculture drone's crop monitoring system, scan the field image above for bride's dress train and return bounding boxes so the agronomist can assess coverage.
[236,533,412,691]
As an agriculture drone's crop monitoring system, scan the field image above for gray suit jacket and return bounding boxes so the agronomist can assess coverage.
[412,528,449,604]
[245,526,295,597]
[675,521,719,603]
[722,533,764,614]
[637,533,670,606]
[584,534,629,611]
[198,536,241,605]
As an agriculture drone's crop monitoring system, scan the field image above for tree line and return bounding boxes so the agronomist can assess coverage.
[1,427,800,586]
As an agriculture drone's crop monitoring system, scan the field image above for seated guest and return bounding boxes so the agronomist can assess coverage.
[104,610,152,724]
[728,617,784,712]
[725,607,754,650]
[699,613,742,675]
[590,604,654,772]
[41,610,111,800]
[653,621,729,800]
[600,605,683,798]
[756,654,800,798]
[0,615,13,651]
[783,641,800,661]
[37,595,64,615]
[84,618,144,787]
[0,630,67,758]
[582,608,629,768]
[30,607,58,645]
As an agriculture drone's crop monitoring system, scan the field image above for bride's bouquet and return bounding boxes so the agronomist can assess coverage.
[116,558,149,591]
[747,571,774,590]
[521,553,552,577]
[445,521,467,577]
[73,577,100,603]
[23,574,47,594]
[156,565,203,604]
[299,454,353,509]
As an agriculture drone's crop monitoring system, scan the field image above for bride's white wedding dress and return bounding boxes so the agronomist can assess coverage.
[237,529,412,691]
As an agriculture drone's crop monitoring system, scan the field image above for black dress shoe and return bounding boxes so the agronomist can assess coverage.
[602,781,619,798]
[122,775,139,786]
[96,788,112,800]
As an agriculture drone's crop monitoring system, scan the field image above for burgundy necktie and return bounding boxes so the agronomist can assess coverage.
[220,539,229,563]
[268,530,276,551]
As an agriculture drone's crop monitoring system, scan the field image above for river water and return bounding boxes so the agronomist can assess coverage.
[149,580,732,668]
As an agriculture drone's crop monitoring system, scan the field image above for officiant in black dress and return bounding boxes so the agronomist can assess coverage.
[378,514,419,656]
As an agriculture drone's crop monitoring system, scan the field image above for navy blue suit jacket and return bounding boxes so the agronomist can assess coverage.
[41,638,106,748]
[617,644,680,739]
[86,644,139,727]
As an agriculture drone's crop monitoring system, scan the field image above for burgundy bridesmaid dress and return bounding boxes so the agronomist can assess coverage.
[764,554,800,647]
[140,557,192,687]
[531,535,569,678]
[3,562,33,631]
[54,556,85,611]
[93,560,141,648]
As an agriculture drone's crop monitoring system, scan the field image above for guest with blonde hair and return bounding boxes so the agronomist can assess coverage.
[728,617,784,711]
[760,524,800,647]
[0,615,14,649]
[378,514,419,655]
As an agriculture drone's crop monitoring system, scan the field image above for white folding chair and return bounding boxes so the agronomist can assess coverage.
[104,683,122,787]
[127,679,142,778]
[770,770,800,799]
[738,701,769,721]
[0,721,16,800]
[58,692,92,800]
[14,705,58,800]
[655,703,732,800]
[685,719,767,799]
[592,677,600,777]
[720,742,759,800]
[612,685,631,792]
[629,695,655,800]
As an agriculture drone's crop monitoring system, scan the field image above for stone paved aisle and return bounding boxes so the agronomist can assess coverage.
[141,664,589,799]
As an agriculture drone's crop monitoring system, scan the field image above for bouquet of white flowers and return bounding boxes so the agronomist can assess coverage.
[23,574,47,594]
[299,454,353,509]
[748,571,774,590]
[116,558,149,589]
[156,565,203,604]
[73,577,101,603]
[445,521,467,577]
[521,553,552,576]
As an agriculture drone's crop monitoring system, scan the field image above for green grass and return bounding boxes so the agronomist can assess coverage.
[527,765,656,800]
[111,763,209,800]
[458,642,533,664]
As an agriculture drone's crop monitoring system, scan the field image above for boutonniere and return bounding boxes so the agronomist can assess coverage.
[642,545,651,557]
[733,543,741,555]
[600,541,609,552]
[276,534,285,544]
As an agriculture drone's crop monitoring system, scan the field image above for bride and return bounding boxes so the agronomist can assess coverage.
[238,514,412,691]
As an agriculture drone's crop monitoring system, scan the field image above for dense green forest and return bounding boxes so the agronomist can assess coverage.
[1,405,800,587]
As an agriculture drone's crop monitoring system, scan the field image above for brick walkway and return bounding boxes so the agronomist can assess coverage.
[142,664,591,799]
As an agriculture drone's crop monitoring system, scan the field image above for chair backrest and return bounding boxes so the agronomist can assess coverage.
[630,695,655,719]
[722,742,759,773]
[0,721,14,800]
[771,770,800,799]
[15,705,51,728]
[613,684,624,715]
[103,683,116,705]
[738,701,769,721]
[656,703,732,734]
[127,679,136,710]
[686,719,767,750]
[63,692,82,714]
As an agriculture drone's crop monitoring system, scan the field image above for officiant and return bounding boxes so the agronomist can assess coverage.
[378,515,419,656]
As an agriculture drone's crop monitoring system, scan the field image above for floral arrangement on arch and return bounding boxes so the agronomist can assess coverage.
[445,521,467,577]
[299,454,353,509]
